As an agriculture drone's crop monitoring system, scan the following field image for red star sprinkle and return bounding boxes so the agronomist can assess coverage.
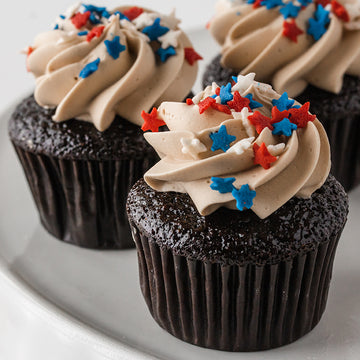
[71,11,91,29]
[123,6,144,21]
[198,97,216,114]
[331,1,350,22]
[215,87,220,96]
[288,102,316,128]
[282,19,304,43]
[248,111,274,134]
[253,143,277,170]
[206,21,211,29]
[86,26,105,42]
[26,46,34,72]
[141,108,166,132]
[271,106,290,124]
[184,48,203,66]
[315,0,331,6]
[227,91,251,112]
[211,103,232,115]
[186,98,194,105]
[253,0,262,8]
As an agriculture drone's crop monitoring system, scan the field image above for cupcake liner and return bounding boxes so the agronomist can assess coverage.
[13,143,157,249]
[130,222,342,351]
[318,113,360,192]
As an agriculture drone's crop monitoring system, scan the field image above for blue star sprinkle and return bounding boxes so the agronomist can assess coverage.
[102,10,111,19]
[272,118,297,136]
[113,11,130,21]
[82,4,107,13]
[89,12,101,24]
[298,0,313,6]
[210,125,236,152]
[210,177,236,194]
[59,14,66,20]
[279,3,301,19]
[54,24,59,30]
[105,36,126,60]
[78,30,88,36]
[261,0,284,10]
[245,94,263,110]
[142,18,169,41]
[315,4,330,24]
[156,46,176,62]
[79,58,100,78]
[307,18,327,41]
[220,83,234,105]
[247,0,256,3]
[272,92,294,111]
[232,184,256,211]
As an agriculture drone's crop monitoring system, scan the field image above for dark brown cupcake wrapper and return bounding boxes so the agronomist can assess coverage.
[130,222,342,351]
[13,142,157,249]
[318,113,360,192]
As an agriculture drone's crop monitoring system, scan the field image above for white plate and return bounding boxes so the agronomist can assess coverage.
[1,28,360,360]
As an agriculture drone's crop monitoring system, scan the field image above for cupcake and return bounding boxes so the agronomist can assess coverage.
[8,4,201,249]
[203,0,360,191]
[127,76,349,351]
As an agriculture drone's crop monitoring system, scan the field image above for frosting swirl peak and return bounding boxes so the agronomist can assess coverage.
[27,4,200,131]
[209,0,360,97]
[144,75,330,218]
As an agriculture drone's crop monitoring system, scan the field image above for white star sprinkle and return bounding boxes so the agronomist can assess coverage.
[132,12,157,29]
[232,107,256,137]
[227,137,255,155]
[180,138,207,159]
[120,19,150,42]
[159,30,181,49]
[267,143,286,156]
[232,73,256,94]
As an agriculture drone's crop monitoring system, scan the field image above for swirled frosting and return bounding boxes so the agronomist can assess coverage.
[143,74,330,218]
[26,4,201,131]
[209,0,360,97]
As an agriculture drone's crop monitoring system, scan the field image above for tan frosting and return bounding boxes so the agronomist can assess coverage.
[210,0,360,97]
[27,5,198,131]
[144,77,330,218]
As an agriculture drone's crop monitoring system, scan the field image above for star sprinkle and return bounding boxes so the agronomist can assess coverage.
[232,184,256,211]
[261,0,284,10]
[186,98,194,105]
[79,58,100,78]
[105,36,126,59]
[141,108,166,132]
[228,137,255,155]
[211,103,232,115]
[279,3,301,19]
[71,11,91,29]
[158,30,181,49]
[198,97,216,114]
[78,30,88,36]
[307,5,330,41]
[132,12,156,28]
[157,46,176,62]
[123,6,144,21]
[210,177,236,194]
[86,26,105,42]
[272,118,298,136]
[227,91,251,112]
[298,0,313,5]
[332,1,350,22]
[26,46,34,72]
[288,102,316,128]
[252,0,263,8]
[248,111,274,134]
[232,73,255,93]
[219,83,234,104]
[181,138,207,159]
[282,19,304,43]
[82,5,106,14]
[209,125,236,152]
[271,106,290,123]
[244,94,263,110]
[272,92,295,111]
[253,143,277,169]
[142,18,169,41]
[184,48,203,66]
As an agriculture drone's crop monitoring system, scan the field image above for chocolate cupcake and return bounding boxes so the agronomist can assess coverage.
[127,77,349,351]
[203,0,360,191]
[8,4,201,249]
